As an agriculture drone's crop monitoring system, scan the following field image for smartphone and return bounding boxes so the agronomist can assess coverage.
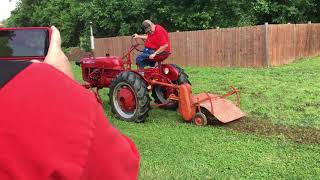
[0,27,51,61]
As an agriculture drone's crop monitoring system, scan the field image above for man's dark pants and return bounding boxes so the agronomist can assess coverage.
[136,48,156,68]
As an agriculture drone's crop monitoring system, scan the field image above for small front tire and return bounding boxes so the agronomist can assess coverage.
[192,112,208,126]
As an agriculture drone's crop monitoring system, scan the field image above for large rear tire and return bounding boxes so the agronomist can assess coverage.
[109,71,150,122]
[152,64,191,110]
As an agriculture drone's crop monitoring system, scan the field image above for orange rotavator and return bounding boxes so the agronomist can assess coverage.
[77,23,245,126]
[150,80,245,126]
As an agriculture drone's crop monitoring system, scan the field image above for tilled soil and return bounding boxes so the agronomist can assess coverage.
[208,116,320,144]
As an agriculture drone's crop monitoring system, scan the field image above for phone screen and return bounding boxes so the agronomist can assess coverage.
[0,29,49,58]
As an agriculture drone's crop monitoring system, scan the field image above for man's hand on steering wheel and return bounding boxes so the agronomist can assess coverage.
[149,53,156,59]
[132,33,139,39]
[130,36,145,52]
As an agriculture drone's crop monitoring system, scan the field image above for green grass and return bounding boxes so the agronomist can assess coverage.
[72,57,320,179]
[186,58,320,129]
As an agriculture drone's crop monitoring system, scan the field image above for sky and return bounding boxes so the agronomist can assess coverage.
[0,0,20,22]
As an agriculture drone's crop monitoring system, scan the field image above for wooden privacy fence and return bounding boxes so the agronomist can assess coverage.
[94,23,320,67]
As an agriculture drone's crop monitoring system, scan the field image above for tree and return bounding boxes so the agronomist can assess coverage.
[6,0,319,48]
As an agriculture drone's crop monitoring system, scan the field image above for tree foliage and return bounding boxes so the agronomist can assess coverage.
[6,0,320,48]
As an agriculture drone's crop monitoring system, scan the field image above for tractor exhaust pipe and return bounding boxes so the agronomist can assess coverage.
[89,21,96,60]
[90,21,95,51]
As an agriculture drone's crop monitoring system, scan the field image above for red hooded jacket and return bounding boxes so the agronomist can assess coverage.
[0,61,140,180]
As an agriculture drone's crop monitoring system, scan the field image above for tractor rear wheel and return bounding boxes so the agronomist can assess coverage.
[109,71,150,123]
[152,64,190,110]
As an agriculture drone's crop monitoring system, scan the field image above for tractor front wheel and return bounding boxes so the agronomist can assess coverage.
[192,112,208,126]
[109,71,150,122]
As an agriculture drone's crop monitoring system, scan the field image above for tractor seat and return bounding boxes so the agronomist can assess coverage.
[153,52,171,62]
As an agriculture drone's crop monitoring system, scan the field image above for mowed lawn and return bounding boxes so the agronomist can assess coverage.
[73,57,320,179]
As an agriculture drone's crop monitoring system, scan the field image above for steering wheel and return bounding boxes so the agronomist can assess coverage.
[130,37,145,52]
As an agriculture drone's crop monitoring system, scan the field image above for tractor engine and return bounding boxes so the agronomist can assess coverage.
[79,56,125,88]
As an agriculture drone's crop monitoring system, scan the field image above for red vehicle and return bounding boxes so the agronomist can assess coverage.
[77,38,190,122]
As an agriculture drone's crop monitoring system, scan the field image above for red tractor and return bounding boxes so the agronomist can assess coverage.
[77,38,190,123]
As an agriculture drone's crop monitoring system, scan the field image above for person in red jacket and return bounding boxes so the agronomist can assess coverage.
[0,26,140,180]
[133,20,171,70]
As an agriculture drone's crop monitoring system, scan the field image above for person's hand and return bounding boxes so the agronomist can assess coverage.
[44,26,74,79]
[149,53,156,59]
[132,33,139,39]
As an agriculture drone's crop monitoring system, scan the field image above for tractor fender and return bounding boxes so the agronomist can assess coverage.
[126,70,148,84]
[160,64,180,81]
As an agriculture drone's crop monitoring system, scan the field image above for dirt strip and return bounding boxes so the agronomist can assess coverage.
[209,117,320,144]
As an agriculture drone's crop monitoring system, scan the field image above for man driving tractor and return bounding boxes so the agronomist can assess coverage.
[133,20,171,71]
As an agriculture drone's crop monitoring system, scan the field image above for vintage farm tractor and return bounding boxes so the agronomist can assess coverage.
[77,38,191,122]
[77,26,245,126]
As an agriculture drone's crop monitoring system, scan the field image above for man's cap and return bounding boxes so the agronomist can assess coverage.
[142,20,154,33]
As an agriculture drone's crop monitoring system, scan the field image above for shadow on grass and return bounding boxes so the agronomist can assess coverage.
[208,116,320,144]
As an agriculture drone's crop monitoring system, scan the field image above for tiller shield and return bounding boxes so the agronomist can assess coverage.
[150,80,246,126]
[192,92,245,123]
[177,84,245,125]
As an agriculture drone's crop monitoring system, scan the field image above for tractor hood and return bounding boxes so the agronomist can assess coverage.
[80,56,124,69]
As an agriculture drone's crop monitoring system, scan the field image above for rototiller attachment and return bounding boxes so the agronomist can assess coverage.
[150,80,245,126]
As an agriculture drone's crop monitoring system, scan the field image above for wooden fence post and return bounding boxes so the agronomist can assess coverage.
[264,22,270,67]
[293,23,296,59]
[308,20,312,56]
